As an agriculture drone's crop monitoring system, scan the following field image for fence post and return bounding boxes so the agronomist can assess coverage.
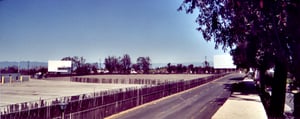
[176,82,179,93]
[136,89,139,106]
[9,75,12,84]
[1,76,4,84]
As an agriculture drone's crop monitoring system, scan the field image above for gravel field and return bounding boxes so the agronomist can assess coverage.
[0,74,211,107]
[0,79,141,107]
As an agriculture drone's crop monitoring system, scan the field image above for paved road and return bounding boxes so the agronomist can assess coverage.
[108,73,245,119]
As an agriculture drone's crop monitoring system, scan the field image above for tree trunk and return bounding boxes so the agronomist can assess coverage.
[287,1,300,116]
[270,59,287,117]
[295,93,300,117]
[259,68,267,95]
[293,43,300,117]
[258,67,272,114]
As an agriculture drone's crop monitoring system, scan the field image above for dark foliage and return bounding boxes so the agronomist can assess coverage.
[137,57,151,74]
[179,0,300,117]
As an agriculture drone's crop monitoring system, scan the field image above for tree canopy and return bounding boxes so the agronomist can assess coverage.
[61,56,97,75]
[179,0,300,117]
[104,56,120,74]
[120,54,132,74]
[137,56,151,74]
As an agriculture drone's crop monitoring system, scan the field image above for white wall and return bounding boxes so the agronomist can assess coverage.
[48,60,72,73]
[214,55,236,69]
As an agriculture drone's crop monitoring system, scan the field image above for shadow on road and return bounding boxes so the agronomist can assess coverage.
[231,81,258,95]
[222,76,260,102]
[214,98,228,106]
[222,75,256,95]
[228,77,244,81]
[223,84,232,91]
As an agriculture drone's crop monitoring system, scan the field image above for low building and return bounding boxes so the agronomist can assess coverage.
[0,73,30,84]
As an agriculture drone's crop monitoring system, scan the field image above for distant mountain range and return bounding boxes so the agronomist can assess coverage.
[0,61,47,69]
[151,62,214,68]
[0,61,213,69]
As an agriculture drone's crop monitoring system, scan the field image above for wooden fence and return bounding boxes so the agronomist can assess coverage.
[0,73,227,119]
[70,77,180,85]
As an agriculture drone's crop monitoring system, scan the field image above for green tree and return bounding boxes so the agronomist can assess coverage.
[131,63,140,73]
[61,56,88,75]
[37,67,48,75]
[167,63,172,73]
[62,56,84,73]
[76,63,93,75]
[137,56,151,74]
[61,56,75,72]
[176,64,183,73]
[104,56,119,74]
[188,64,194,73]
[287,1,300,116]
[0,66,18,73]
[179,0,299,117]
[230,41,258,69]
[120,54,132,74]
[91,63,98,74]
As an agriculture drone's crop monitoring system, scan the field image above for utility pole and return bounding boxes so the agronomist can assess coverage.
[99,58,101,69]
[17,61,20,73]
[27,61,30,75]
[204,56,209,74]
[204,56,208,67]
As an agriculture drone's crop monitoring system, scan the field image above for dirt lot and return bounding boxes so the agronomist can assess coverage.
[0,74,211,107]
[0,79,141,107]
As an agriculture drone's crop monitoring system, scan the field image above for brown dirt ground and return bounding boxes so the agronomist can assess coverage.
[0,74,211,107]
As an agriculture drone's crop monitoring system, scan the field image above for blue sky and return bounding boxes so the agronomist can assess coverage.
[0,0,228,64]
